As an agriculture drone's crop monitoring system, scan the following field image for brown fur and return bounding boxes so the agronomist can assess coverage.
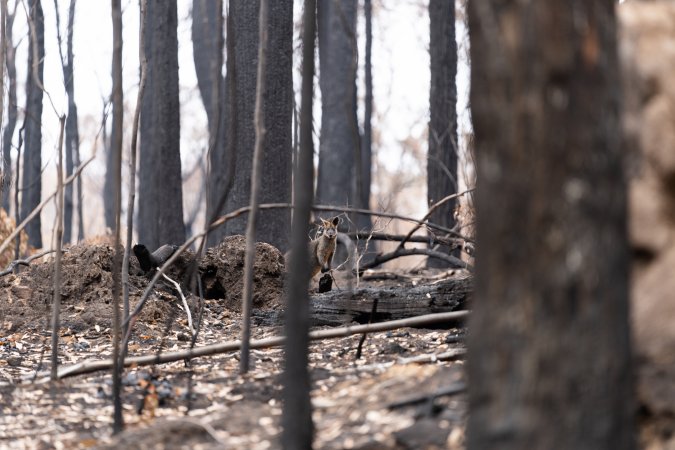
[309,217,339,278]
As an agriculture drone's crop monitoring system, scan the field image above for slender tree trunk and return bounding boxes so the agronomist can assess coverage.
[1,3,16,212]
[358,0,373,234]
[225,0,292,253]
[240,0,268,375]
[316,0,358,216]
[54,0,80,243]
[282,0,315,446]
[63,0,79,243]
[427,0,458,268]
[123,0,147,346]
[138,0,184,249]
[21,0,44,248]
[102,100,114,231]
[50,116,65,381]
[466,1,634,449]
[110,0,124,433]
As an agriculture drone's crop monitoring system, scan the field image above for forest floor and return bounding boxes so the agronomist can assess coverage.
[0,241,468,449]
[0,241,672,449]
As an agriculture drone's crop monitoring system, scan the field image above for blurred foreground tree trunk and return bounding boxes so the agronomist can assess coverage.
[138,0,185,249]
[21,0,44,248]
[427,0,458,268]
[282,0,316,446]
[466,1,635,449]
[224,0,292,252]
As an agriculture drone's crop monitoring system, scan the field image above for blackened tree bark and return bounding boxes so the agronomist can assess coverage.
[192,0,229,247]
[466,1,634,449]
[21,0,44,248]
[282,0,315,446]
[357,0,373,234]
[110,0,124,433]
[225,0,292,252]
[427,0,457,268]
[1,4,17,211]
[316,0,358,215]
[55,0,81,243]
[102,101,114,230]
[138,0,185,249]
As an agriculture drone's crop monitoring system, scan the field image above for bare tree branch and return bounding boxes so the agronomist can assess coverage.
[0,248,55,276]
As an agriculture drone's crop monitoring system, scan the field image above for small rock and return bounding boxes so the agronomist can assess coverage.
[6,356,22,367]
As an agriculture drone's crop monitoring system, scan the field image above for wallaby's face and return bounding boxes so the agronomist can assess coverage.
[322,217,339,240]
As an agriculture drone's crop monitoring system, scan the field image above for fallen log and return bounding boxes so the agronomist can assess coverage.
[255,275,472,327]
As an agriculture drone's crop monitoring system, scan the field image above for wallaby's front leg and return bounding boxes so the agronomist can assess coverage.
[321,251,334,273]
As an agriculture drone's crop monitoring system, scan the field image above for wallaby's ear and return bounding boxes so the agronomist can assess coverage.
[332,216,339,226]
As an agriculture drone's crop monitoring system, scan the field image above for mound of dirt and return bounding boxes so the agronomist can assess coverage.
[0,237,285,334]
[200,235,285,311]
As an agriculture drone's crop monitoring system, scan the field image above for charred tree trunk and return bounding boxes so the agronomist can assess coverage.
[466,1,634,449]
[192,0,230,247]
[110,0,124,433]
[316,0,358,216]
[55,0,80,243]
[357,0,373,236]
[427,0,458,268]
[21,0,44,248]
[102,101,114,231]
[224,0,292,253]
[138,0,185,249]
[1,5,16,212]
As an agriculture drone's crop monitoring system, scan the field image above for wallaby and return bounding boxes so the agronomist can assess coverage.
[309,216,340,278]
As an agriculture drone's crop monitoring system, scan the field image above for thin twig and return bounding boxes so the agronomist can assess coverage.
[39,311,469,380]
[161,272,194,336]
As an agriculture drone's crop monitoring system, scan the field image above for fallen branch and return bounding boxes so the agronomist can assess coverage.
[357,247,473,272]
[397,348,467,365]
[0,249,56,276]
[387,381,466,409]
[41,310,469,381]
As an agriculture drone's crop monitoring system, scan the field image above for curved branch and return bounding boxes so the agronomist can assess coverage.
[358,247,473,272]
[0,248,56,276]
